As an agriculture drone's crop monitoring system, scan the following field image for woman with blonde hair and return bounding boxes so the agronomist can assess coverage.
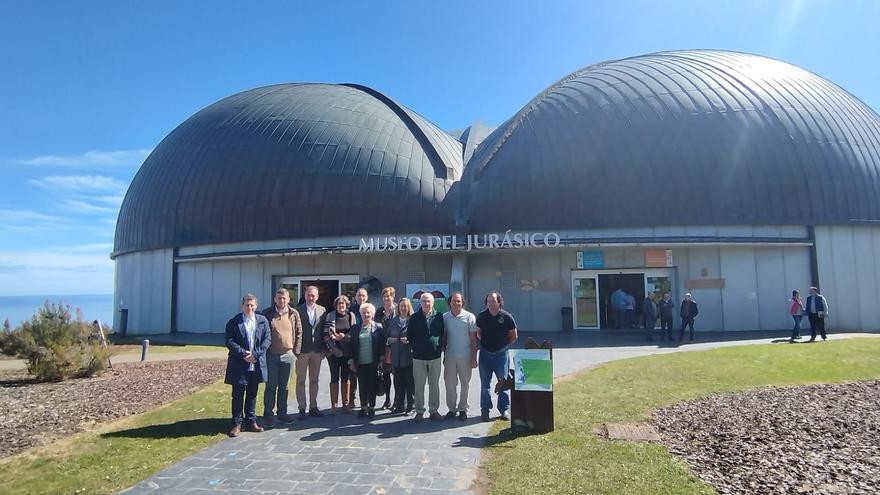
[374,287,397,410]
[385,297,415,414]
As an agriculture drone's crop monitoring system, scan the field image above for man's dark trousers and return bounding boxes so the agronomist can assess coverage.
[660,315,673,340]
[232,370,260,426]
[808,313,827,340]
[678,317,695,342]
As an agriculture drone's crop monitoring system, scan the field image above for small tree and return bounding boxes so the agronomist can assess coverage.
[1,302,112,382]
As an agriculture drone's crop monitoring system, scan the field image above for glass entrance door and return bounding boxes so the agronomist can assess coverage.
[572,275,599,328]
[273,275,359,307]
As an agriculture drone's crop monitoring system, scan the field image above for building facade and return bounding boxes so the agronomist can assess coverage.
[113,50,880,334]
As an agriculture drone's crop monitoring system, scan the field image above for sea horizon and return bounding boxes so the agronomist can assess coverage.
[0,294,114,329]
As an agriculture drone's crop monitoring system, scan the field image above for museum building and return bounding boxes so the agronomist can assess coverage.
[112,50,880,334]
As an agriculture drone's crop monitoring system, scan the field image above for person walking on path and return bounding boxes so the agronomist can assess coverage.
[408,292,445,422]
[442,292,477,421]
[658,292,674,341]
[294,285,326,419]
[324,295,357,414]
[224,294,270,437]
[386,298,415,414]
[351,303,385,418]
[374,287,397,410]
[476,291,518,422]
[788,289,805,343]
[805,287,830,342]
[643,292,658,342]
[261,288,302,427]
[678,293,699,343]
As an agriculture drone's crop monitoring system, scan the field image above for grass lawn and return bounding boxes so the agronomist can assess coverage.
[0,375,281,495]
[482,338,880,495]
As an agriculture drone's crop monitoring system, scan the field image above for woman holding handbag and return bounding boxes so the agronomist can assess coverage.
[324,295,357,414]
[386,298,416,414]
[789,289,805,342]
[374,287,397,410]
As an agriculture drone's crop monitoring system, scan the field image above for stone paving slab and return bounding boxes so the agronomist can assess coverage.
[121,332,878,494]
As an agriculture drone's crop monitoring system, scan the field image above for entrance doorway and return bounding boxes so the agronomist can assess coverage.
[598,273,645,329]
[273,275,359,309]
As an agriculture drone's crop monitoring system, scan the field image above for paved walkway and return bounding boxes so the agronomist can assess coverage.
[120,331,877,495]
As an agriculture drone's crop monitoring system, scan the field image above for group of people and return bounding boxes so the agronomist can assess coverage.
[640,291,698,343]
[638,287,832,344]
[788,287,831,342]
[223,286,518,437]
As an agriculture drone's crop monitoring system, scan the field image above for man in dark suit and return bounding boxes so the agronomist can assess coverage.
[225,293,271,437]
[294,285,327,419]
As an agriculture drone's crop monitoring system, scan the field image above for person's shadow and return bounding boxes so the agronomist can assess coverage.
[102,418,229,439]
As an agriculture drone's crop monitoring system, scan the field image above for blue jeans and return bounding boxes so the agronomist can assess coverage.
[790,315,803,339]
[479,347,510,414]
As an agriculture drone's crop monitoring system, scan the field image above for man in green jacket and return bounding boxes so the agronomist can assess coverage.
[408,292,445,422]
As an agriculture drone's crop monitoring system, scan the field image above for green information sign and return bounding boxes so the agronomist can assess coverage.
[510,349,553,391]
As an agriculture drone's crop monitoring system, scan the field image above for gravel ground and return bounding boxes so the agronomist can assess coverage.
[0,359,225,459]
[653,380,880,495]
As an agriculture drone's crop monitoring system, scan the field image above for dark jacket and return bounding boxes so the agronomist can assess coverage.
[408,309,445,360]
[295,303,326,354]
[804,295,829,315]
[351,322,386,365]
[680,300,699,319]
[323,310,357,357]
[658,298,675,318]
[224,312,271,385]
[643,298,658,319]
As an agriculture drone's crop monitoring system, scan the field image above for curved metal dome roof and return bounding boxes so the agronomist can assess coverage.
[462,50,880,231]
[114,83,462,255]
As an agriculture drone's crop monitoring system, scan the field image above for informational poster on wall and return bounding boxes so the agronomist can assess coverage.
[645,249,674,267]
[510,349,553,392]
[406,283,450,313]
[577,250,605,269]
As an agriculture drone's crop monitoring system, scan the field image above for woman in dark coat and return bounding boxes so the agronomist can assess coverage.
[324,295,357,414]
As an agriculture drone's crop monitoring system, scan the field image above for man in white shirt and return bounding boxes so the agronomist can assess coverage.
[294,286,327,419]
[442,292,478,421]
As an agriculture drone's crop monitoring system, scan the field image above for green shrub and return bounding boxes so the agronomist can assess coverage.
[1,302,113,382]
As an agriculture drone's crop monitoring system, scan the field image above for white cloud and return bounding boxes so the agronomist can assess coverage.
[11,149,151,168]
[92,194,126,207]
[0,208,60,223]
[0,208,65,232]
[0,250,113,296]
[65,243,114,252]
[62,199,120,215]
[30,175,127,191]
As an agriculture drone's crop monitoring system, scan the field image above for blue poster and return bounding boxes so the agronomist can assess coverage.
[577,251,604,269]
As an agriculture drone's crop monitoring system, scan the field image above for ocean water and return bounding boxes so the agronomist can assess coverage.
[0,294,114,328]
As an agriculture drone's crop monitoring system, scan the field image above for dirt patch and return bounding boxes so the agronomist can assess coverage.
[653,380,880,494]
[0,359,225,459]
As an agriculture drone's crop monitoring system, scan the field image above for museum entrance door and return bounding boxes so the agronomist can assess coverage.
[273,275,359,308]
[598,273,646,329]
[571,268,674,330]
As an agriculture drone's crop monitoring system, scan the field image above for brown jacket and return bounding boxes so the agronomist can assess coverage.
[261,305,303,354]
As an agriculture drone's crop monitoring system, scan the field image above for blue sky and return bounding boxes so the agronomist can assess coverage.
[1,0,878,296]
